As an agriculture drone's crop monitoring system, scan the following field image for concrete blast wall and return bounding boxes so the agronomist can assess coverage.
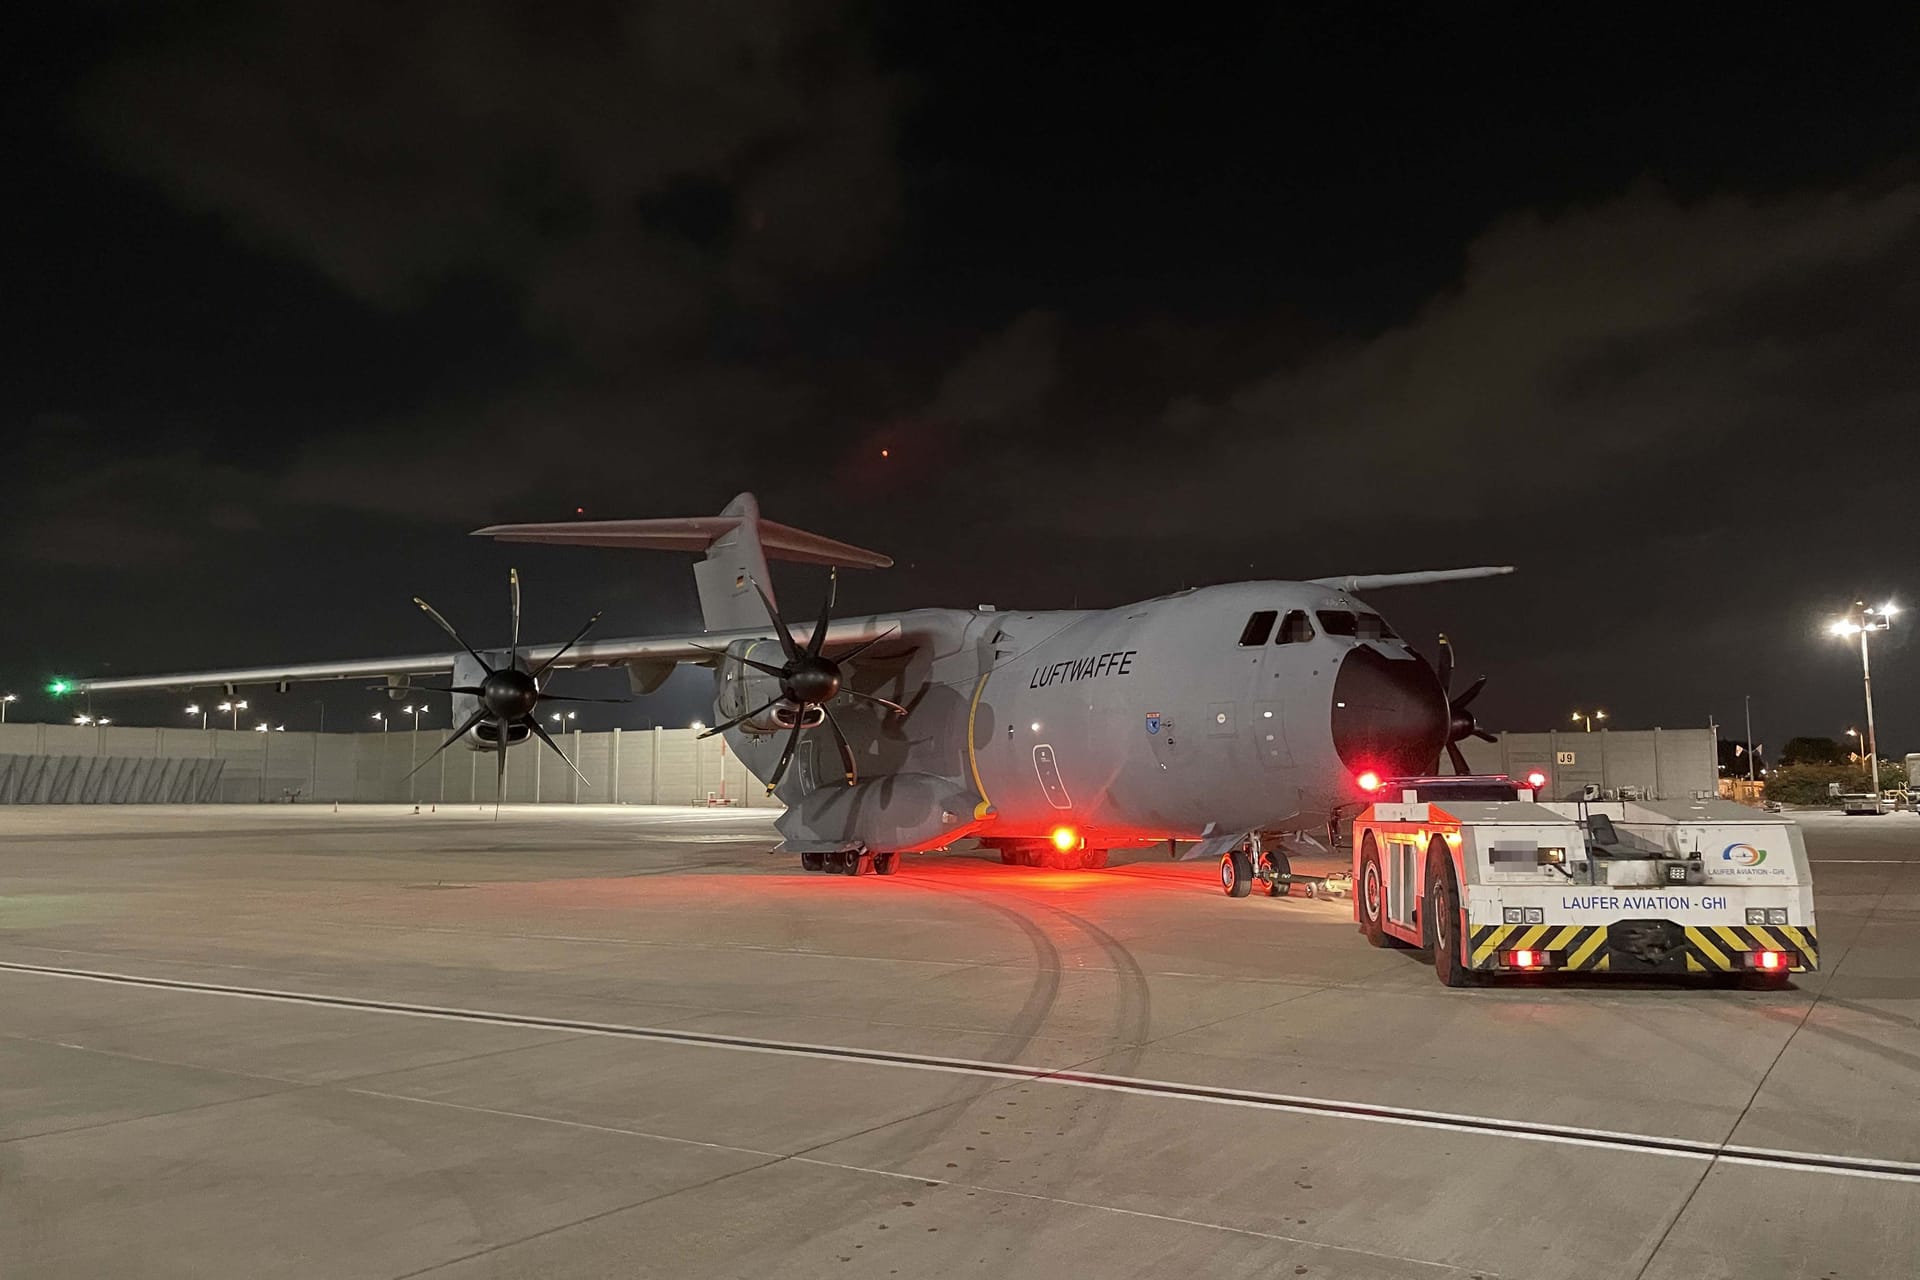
[1459,727,1716,800]
[0,723,776,807]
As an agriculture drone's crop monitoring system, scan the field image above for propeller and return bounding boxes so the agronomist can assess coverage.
[404,569,617,809]
[1433,632,1496,775]
[698,568,904,792]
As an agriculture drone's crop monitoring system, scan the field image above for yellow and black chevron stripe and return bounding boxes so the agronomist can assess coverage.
[1682,925,1818,973]
[1468,923,1817,972]
[1470,924,1612,971]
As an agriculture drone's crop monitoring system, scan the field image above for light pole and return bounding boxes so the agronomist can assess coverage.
[1744,695,1756,784]
[74,714,94,726]
[187,703,208,729]
[1829,601,1896,801]
[403,704,428,802]
[217,699,247,730]
[549,710,577,726]
[373,711,387,732]
[1,693,15,723]
[1571,709,1607,733]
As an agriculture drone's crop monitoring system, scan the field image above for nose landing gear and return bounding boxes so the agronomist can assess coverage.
[1219,835,1352,900]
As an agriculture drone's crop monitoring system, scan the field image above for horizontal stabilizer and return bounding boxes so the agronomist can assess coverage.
[1309,566,1514,593]
[473,515,892,569]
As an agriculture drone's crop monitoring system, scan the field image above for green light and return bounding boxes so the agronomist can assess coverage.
[47,679,71,697]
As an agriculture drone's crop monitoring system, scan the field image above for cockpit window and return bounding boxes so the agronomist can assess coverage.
[1237,610,1278,646]
[1275,610,1314,644]
[1355,613,1397,640]
[1316,610,1358,637]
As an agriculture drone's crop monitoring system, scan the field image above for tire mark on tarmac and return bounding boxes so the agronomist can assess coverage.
[836,877,1065,1175]
[7,959,1919,1185]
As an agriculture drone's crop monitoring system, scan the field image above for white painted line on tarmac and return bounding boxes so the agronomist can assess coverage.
[5,958,1918,1186]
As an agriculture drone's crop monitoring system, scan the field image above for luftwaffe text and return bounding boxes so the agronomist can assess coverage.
[1029,650,1137,688]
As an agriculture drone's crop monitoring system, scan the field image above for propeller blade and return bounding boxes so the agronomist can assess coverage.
[509,568,523,663]
[404,707,490,779]
[495,739,508,820]
[1435,633,1455,697]
[527,717,591,788]
[415,597,493,673]
[692,645,788,679]
[1452,675,1487,711]
[1471,729,1498,744]
[532,610,603,678]
[845,689,908,717]
[407,685,486,695]
[534,693,628,704]
[698,697,782,739]
[807,568,837,659]
[1446,741,1470,776]
[822,705,858,785]
[825,625,900,665]
[751,579,800,664]
[765,720,804,793]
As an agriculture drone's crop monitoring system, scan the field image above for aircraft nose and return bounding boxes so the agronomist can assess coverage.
[1329,645,1449,780]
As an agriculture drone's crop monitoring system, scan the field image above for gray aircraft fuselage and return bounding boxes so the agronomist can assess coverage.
[717,580,1448,857]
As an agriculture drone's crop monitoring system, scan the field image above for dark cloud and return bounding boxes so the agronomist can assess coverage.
[79,1,904,355]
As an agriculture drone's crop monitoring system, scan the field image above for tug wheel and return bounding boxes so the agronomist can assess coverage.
[1358,835,1388,947]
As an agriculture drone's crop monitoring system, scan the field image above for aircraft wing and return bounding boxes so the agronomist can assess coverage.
[64,618,909,695]
[1308,566,1514,593]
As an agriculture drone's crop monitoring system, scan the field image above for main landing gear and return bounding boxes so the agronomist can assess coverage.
[995,844,1110,870]
[798,850,897,876]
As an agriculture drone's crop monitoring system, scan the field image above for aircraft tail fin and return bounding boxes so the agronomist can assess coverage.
[472,493,892,633]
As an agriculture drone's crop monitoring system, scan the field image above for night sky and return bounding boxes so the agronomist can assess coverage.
[8,5,1918,753]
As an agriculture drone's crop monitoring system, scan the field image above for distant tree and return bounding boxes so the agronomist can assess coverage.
[1765,758,1909,805]
[1779,736,1845,766]
[1717,739,1763,775]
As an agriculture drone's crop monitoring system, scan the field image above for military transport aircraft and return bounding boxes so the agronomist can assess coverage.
[66,493,1510,882]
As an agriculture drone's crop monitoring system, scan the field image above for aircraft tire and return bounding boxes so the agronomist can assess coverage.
[1080,848,1108,870]
[1000,849,1020,865]
[800,852,825,872]
[1260,850,1291,898]
[1220,849,1253,897]
[1357,836,1389,946]
[873,852,898,876]
[843,852,864,876]
[1428,845,1480,987]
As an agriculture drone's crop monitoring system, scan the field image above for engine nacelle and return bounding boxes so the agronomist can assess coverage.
[712,639,811,735]
[450,650,530,750]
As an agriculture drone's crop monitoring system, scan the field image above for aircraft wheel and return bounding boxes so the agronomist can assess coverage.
[1358,836,1389,945]
[1428,844,1480,987]
[824,851,845,873]
[1260,849,1291,898]
[1080,848,1108,870]
[999,849,1020,865]
[800,851,825,872]
[873,852,898,876]
[1021,849,1043,868]
[843,852,864,877]
[1220,849,1253,897]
